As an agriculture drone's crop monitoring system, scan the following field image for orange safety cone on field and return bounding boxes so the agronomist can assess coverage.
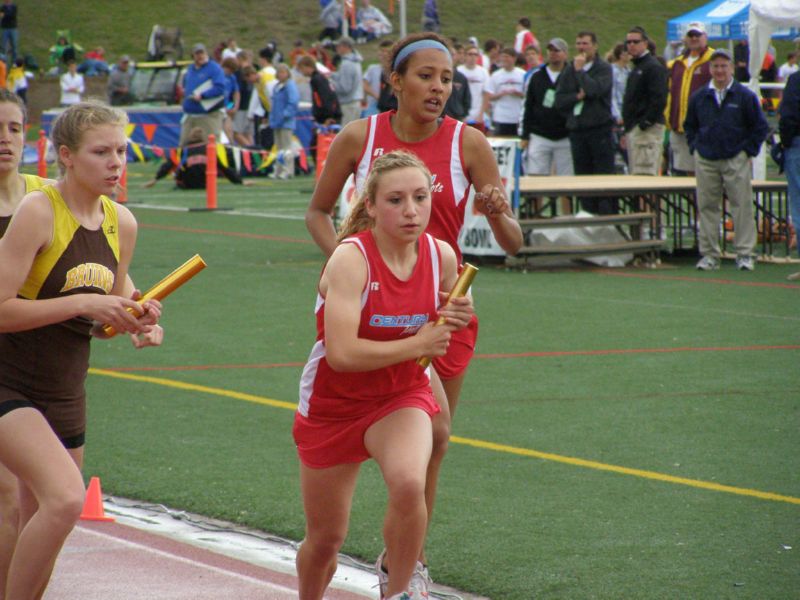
[80,476,115,522]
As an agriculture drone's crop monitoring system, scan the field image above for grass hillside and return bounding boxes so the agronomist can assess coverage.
[26,1,699,67]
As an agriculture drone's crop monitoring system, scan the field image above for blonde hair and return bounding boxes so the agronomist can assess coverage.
[336,150,432,242]
[51,100,128,174]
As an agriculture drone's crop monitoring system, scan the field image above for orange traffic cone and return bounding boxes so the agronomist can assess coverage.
[80,476,115,522]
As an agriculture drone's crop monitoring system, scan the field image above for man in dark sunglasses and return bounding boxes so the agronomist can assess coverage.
[621,26,667,176]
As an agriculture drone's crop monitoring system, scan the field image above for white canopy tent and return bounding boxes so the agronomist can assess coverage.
[748,0,800,93]
[748,1,800,178]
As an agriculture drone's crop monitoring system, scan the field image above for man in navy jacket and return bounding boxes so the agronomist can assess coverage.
[684,48,769,271]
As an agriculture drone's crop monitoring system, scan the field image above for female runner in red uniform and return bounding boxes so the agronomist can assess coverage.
[295,151,473,600]
[304,32,522,593]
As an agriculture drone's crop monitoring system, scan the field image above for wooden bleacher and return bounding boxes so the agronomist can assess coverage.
[512,175,790,266]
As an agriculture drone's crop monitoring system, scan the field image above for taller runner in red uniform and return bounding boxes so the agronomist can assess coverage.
[295,151,473,600]
[305,32,522,595]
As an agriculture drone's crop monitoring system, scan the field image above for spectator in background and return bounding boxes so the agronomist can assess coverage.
[143,127,253,189]
[288,40,307,67]
[319,0,342,42]
[684,48,769,272]
[269,63,300,179]
[522,44,541,88]
[107,55,134,106]
[481,47,525,136]
[778,52,799,82]
[514,17,538,55]
[443,57,471,121]
[609,43,630,127]
[483,38,502,73]
[310,41,335,73]
[234,51,256,146]
[354,0,392,43]
[362,39,394,115]
[59,60,84,106]
[779,70,800,280]
[221,57,241,144]
[608,43,630,173]
[421,0,440,33]
[521,37,572,177]
[298,54,341,125]
[253,46,277,149]
[78,46,110,76]
[49,35,79,74]
[6,57,29,103]
[621,26,667,176]
[180,43,226,146]
[734,39,750,82]
[458,43,489,129]
[665,21,713,176]
[221,38,241,62]
[0,1,17,66]
[555,31,616,213]
[233,65,258,146]
[331,36,363,126]
[760,49,779,107]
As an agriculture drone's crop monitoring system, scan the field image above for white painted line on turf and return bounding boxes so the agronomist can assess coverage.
[76,525,299,594]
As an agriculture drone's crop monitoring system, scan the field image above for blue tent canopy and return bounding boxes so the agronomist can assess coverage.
[667,0,800,41]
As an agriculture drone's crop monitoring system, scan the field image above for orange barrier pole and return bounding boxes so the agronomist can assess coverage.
[117,167,128,204]
[206,134,217,210]
[37,129,47,178]
[316,132,334,180]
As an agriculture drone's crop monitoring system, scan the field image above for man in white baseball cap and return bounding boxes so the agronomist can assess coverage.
[664,20,714,175]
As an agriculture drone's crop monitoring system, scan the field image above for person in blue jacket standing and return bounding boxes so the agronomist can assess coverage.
[270,63,300,179]
[180,43,227,146]
[684,48,769,272]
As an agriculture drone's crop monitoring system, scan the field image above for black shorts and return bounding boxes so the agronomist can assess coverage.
[0,387,86,449]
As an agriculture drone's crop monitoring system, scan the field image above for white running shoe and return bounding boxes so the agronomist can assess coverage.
[735,255,755,271]
[408,561,431,599]
[376,552,430,600]
[696,255,720,271]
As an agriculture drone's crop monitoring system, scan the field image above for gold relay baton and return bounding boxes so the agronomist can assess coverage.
[417,263,478,368]
[102,254,207,337]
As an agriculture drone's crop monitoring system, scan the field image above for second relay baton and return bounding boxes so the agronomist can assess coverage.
[417,263,478,368]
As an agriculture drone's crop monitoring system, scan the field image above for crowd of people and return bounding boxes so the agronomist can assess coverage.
[154,14,796,272]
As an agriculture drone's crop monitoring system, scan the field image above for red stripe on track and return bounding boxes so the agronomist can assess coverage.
[476,344,800,360]
[596,269,800,290]
[140,223,313,245]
